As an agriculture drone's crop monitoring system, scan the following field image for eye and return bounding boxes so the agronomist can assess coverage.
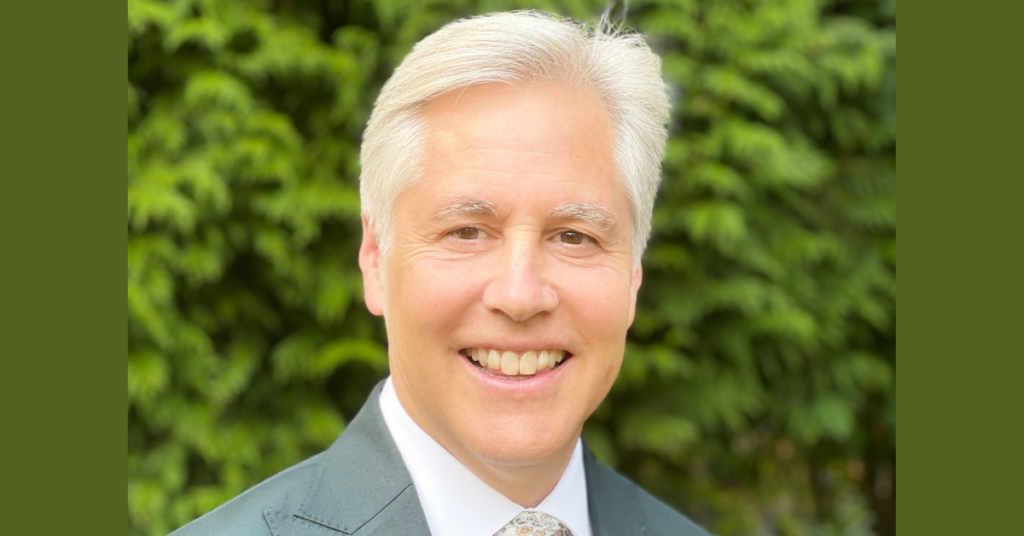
[451,227,485,240]
[560,231,593,245]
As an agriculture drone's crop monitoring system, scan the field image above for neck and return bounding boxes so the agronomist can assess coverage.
[447,436,577,508]
[393,381,577,508]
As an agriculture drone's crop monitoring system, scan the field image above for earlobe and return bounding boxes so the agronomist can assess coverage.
[358,214,386,316]
[627,263,643,326]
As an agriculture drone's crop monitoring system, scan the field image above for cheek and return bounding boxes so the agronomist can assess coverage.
[390,258,485,337]
[559,268,631,391]
[557,268,633,335]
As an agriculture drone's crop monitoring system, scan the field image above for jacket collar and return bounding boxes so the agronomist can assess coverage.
[273,380,431,535]
[582,442,646,536]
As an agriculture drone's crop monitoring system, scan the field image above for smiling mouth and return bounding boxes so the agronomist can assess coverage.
[459,348,573,380]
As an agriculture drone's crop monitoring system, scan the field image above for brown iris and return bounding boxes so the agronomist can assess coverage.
[453,227,479,239]
[560,231,585,244]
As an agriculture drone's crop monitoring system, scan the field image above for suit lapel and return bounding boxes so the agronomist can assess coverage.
[583,442,647,536]
[263,381,431,536]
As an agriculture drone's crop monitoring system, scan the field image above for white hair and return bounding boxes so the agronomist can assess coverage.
[359,10,670,265]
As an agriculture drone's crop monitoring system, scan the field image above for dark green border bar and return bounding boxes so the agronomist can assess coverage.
[903,1,1024,535]
[1,1,124,533]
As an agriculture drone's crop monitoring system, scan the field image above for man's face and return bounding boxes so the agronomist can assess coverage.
[360,82,642,467]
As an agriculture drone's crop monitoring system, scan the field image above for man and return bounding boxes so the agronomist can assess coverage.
[172,11,710,536]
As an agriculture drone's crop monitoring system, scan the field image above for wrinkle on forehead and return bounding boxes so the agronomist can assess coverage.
[412,82,626,237]
[424,82,614,170]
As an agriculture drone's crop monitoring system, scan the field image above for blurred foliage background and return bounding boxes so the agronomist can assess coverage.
[127,0,895,535]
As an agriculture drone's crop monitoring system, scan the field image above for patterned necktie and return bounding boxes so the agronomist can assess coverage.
[493,510,575,536]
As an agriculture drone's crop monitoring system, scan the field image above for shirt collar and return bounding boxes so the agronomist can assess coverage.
[379,376,592,536]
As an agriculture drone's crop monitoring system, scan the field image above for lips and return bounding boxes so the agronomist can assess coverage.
[460,348,571,379]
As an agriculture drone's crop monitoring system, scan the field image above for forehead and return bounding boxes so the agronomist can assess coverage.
[412,81,622,211]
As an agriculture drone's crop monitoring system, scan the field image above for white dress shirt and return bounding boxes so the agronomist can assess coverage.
[379,377,593,536]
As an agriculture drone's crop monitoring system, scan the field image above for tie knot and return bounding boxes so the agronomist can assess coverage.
[494,510,574,536]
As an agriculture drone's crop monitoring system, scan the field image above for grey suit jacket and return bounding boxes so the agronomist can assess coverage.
[170,381,711,536]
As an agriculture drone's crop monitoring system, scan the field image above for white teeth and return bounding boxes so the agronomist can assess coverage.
[501,351,519,375]
[520,351,537,375]
[467,347,569,377]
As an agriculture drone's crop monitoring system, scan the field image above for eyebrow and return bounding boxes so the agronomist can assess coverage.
[433,197,617,231]
[551,202,617,231]
[434,197,498,219]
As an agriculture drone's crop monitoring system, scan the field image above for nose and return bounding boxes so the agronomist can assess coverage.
[481,238,559,322]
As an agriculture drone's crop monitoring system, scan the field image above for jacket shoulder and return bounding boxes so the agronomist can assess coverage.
[168,453,324,536]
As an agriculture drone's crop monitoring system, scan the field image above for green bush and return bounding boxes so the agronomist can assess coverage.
[128,1,895,535]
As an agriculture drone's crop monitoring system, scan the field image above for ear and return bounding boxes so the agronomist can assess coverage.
[627,262,643,327]
[358,214,386,316]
